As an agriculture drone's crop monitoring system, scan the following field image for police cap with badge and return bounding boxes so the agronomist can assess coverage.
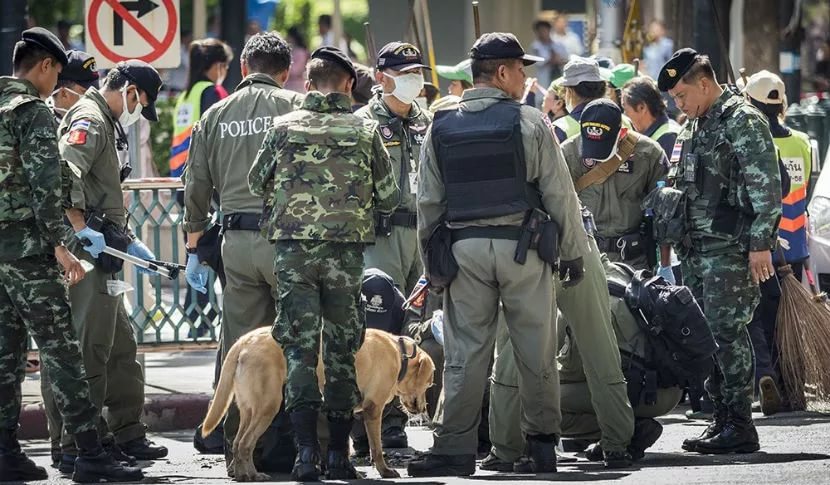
[20,27,68,66]
[59,50,100,90]
[361,268,405,335]
[657,48,699,92]
[310,45,358,86]
[376,42,431,72]
[115,60,163,121]
[580,98,623,162]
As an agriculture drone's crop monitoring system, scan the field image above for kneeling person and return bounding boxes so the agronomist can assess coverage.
[248,46,399,481]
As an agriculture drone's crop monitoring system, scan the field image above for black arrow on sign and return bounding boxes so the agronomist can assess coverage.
[113,0,160,46]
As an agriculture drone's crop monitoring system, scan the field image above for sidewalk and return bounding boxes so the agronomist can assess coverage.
[20,350,218,440]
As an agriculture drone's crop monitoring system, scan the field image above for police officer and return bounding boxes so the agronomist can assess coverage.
[182,32,302,472]
[408,32,588,477]
[59,59,168,468]
[621,76,682,159]
[553,57,609,142]
[0,27,142,483]
[564,256,679,461]
[39,48,110,467]
[561,99,668,270]
[248,46,399,481]
[357,41,432,295]
[743,70,812,415]
[658,48,781,454]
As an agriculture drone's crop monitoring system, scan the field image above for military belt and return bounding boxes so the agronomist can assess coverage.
[451,225,522,243]
[390,210,417,228]
[222,213,261,231]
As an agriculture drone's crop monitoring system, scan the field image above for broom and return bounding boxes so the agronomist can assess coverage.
[775,251,830,410]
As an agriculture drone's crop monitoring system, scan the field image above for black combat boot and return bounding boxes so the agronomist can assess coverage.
[119,436,168,460]
[72,429,144,483]
[0,427,48,481]
[629,417,664,460]
[407,453,476,477]
[102,436,137,465]
[326,415,363,479]
[512,434,557,473]
[694,403,760,454]
[682,400,728,452]
[289,410,322,481]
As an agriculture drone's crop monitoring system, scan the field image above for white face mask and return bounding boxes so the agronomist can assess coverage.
[119,85,143,127]
[383,72,424,105]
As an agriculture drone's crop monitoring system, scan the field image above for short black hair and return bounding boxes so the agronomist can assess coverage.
[241,32,291,76]
[12,40,57,73]
[471,58,520,83]
[306,57,350,89]
[102,68,129,90]
[622,76,666,117]
[318,14,332,27]
[570,80,607,100]
[533,20,552,31]
[680,55,716,86]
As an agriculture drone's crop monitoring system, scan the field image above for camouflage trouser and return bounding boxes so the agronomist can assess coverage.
[273,240,365,419]
[0,254,97,434]
[682,250,758,412]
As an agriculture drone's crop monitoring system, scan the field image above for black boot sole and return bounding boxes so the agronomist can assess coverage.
[291,463,321,481]
[1,470,48,481]
[759,376,782,416]
[695,442,760,454]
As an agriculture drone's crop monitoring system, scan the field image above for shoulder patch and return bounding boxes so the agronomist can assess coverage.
[66,118,92,145]
[70,119,91,131]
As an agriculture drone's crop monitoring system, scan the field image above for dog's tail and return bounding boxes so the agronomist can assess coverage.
[201,341,241,438]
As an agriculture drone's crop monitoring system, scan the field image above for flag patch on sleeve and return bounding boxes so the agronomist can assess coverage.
[67,119,91,145]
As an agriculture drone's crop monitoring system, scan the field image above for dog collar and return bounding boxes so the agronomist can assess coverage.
[397,336,418,382]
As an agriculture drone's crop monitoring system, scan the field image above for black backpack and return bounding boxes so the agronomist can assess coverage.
[608,267,718,389]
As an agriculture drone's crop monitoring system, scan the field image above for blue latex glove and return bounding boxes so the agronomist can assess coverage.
[656,264,676,285]
[430,310,445,347]
[74,226,105,258]
[127,240,156,275]
[186,253,209,294]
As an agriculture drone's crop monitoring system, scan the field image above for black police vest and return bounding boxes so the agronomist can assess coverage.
[432,100,538,222]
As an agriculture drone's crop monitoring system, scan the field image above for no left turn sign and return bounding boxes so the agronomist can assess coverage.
[85,0,181,69]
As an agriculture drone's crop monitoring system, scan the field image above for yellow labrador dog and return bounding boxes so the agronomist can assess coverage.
[201,327,435,481]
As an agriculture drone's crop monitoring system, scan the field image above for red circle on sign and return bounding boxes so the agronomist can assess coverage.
[88,0,177,64]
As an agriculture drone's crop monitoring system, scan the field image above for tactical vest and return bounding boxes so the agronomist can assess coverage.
[170,81,213,177]
[432,101,535,222]
[649,119,680,143]
[0,93,41,223]
[674,96,752,253]
[553,114,581,140]
[775,130,812,262]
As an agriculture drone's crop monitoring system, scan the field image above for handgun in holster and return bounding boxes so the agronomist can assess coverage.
[514,208,548,265]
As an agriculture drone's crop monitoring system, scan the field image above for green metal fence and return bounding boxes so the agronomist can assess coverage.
[122,179,221,347]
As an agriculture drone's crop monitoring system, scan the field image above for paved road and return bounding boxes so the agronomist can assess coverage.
[14,405,830,484]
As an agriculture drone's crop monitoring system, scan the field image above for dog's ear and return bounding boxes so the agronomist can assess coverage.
[412,350,435,388]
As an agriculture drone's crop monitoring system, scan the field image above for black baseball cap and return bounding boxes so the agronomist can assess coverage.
[658,48,698,92]
[470,32,544,66]
[21,27,68,66]
[580,98,622,161]
[376,42,430,71]
[59,50,100,90]
[362,268,405,334]
[311,45,358,85]
[116,60,162,121]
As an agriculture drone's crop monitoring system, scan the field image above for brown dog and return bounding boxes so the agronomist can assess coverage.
[201,327,435,481]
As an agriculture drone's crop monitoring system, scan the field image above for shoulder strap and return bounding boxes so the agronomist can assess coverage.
[575,131,640,192]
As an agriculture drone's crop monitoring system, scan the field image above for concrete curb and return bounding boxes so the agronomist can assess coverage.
[19,393,211,440]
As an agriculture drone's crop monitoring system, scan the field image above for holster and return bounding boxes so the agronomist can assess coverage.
[535,219,560,266]
[86,209,131,274]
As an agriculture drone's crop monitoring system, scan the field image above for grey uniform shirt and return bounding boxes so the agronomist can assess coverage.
[183,73,303,233]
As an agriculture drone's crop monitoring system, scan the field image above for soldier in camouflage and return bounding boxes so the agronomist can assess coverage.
[248,46,399,481]
[0,27,142,483]
[656,48,781,454]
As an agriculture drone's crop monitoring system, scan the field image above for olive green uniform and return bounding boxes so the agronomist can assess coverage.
[561,135,668,269]
[418,87,589,455]
[46,88,147,449]
[355,94,432,294]
[182,73,302,462]
[489,235,634,459]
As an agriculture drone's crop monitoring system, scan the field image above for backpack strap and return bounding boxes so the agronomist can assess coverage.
[574,131,640,192]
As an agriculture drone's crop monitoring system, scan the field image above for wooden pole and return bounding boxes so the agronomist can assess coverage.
[418,0,440,88]
[472,1,481,39]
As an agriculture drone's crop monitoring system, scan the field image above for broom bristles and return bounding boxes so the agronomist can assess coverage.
[776,264,830,409]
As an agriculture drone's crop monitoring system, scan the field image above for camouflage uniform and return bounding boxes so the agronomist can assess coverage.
[0,77,98,436]
[355,93,432,294]
[249,91,399,416]
[561,135,668,269]
[671,88,781,416]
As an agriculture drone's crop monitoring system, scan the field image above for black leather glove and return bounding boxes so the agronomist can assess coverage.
[558,257,584,288]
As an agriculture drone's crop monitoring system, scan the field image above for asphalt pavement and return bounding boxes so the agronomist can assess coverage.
[12,404,830,484]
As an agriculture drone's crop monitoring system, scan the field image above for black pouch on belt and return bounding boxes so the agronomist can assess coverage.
[94,219,131,274]
[617,232,645,261]
[534,219,560,266]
